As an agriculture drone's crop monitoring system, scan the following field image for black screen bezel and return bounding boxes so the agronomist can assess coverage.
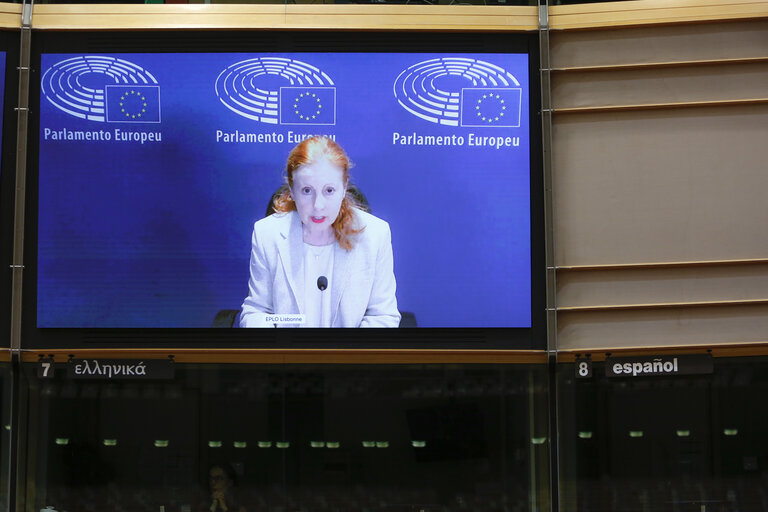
[23,30,545,350]
[0,30,20,350]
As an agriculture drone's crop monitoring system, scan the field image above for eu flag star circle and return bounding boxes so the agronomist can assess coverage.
[474,94,506,124]
[119,89,149,119]
[293,91,323,121]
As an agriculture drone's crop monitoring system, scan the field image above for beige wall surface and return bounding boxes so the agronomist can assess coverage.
[551,19,768,351]
[553,105,768,266]
[0,2,20,29]
[550,20,768,68]
[552,63,768,109]
[558,304,768,350]
[558,263,768,309]
[28,4,538,31]
[549,0,768,30]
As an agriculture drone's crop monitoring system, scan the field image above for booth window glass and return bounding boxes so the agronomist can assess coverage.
[20,363,550,512]
[0,361,11,512]
[558,356,768,512]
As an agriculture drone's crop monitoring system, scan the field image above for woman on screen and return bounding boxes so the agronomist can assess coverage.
[240,136,400,328]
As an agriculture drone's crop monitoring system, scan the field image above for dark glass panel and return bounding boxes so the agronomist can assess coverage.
[0,361,11,512]
[20,363,549,512]
[559,357,768,512]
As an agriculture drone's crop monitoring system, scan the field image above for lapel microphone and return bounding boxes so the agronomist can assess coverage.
[317,276,328,291]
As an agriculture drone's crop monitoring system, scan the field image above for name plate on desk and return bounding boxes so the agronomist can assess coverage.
[67,359,175,380]
[606,354,712,378]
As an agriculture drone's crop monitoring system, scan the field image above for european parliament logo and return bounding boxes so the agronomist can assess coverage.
[394,57,522,127]
[216,57,337,126]
[41,55,161,123]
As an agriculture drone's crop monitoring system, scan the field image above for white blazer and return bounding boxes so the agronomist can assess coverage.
[240,209,400,328]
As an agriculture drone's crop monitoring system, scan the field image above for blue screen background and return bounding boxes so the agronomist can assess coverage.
[38,52,531,328]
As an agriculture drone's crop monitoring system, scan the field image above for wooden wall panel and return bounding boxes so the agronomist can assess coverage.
[550,20,768,69]
[29,4,538,32]
[550,15,768,351]
[549,0,768,30]
[0,2,19,29]
[558,263,768,309]
[552,105,768,267]
[18,349,548,364]
[558,304,768,350]
[552,63,768,110]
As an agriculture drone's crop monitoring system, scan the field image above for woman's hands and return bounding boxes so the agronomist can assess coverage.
[210,491,229,512]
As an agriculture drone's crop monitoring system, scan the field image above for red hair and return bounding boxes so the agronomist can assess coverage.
[272,136,363,250]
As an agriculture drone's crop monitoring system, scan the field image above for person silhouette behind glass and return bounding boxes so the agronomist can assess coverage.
[200,464,246,512]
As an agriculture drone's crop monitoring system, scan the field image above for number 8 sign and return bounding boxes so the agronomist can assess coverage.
[575,357,592,379]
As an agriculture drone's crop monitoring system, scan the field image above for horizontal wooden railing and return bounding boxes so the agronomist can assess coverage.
[0,0,760,32]
[17,348,549,364]
[558,341,768,361]
[549,0,768,30]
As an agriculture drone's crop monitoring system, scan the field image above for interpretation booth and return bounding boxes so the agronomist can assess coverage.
[2,1,768,511]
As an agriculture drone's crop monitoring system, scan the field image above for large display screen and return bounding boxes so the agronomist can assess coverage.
[33,45,537,339]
